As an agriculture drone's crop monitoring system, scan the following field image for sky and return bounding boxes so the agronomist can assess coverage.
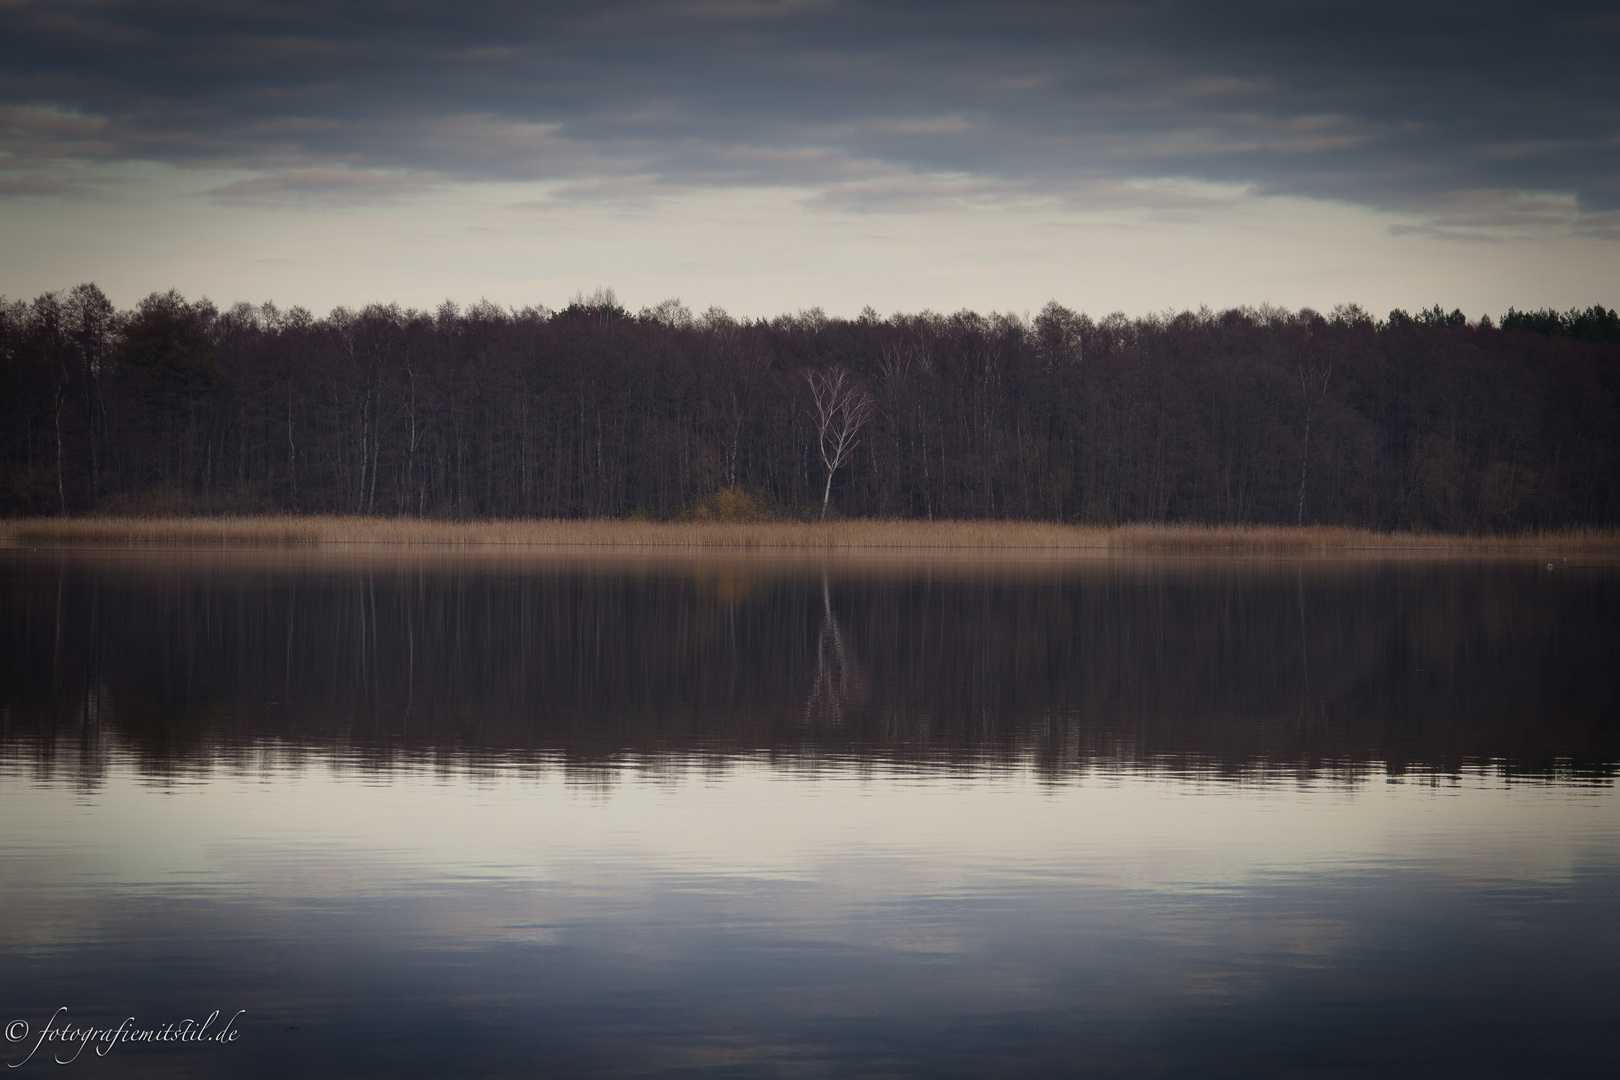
[1,0,1617,320]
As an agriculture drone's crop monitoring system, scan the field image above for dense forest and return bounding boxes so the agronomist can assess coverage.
[2,285,1617,528]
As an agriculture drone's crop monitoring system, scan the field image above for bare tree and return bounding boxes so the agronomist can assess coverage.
[805,366,875,520]
[26,293,71,512]
[1296,358,1332,525]
[65,283,115,505]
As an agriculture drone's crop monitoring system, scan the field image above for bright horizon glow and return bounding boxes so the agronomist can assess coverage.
[2,165,1613,320]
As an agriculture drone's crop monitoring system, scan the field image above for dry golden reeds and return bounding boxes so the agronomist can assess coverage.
[3,515,1617,552]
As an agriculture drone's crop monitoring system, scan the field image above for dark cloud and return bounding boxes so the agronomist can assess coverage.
[1385,223,1502,245]
[205,169,444,207]
[1,0,1616,226]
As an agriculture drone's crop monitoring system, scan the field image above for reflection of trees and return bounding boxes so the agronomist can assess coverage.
[804,571,867,724]
[1296,567,1328,737]
[3,557,1617,780]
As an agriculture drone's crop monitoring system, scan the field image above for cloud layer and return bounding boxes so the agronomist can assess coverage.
[1,1,1616,232]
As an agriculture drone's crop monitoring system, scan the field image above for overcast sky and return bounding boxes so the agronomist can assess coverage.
[2,0,1616,318]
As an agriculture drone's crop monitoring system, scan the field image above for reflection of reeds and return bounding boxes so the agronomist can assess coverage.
[4,515,1619,551]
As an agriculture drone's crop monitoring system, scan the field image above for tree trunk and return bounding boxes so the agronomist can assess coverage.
[54,385,66,513]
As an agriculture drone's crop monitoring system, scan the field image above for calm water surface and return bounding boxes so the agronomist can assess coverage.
[1,548,1616,1077]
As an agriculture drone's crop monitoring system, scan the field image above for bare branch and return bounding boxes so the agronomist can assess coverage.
[804,366,876,520]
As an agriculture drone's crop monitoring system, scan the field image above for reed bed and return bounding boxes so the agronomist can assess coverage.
[4,515,1618,552]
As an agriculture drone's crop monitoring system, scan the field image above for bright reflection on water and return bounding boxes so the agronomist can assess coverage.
[1,549,1616,1077]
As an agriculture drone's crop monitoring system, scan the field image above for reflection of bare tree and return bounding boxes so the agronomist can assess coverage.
[805,571,867,724]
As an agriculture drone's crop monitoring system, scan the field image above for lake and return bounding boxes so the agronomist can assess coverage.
[1,547,1615,1077]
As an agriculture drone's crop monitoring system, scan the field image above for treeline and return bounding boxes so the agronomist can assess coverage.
[2,286,1617,528]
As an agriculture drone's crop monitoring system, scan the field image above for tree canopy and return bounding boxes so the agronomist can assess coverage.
[2,290,1616,530]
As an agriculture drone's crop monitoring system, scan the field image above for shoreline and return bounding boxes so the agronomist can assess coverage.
[3,515,1618,553]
